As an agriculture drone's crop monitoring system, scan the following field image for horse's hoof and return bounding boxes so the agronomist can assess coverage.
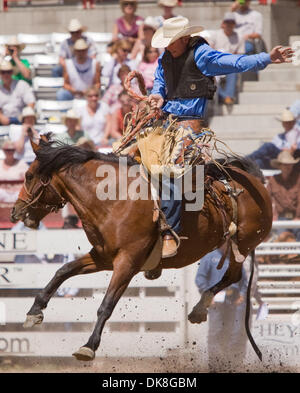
[144,268,162,280]
[23,313,44,328]
[188,310,207,324]
[72,346,95,361]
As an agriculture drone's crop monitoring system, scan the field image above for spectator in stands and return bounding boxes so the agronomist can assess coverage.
[102,64,131,107]
[138,46,160,94]
[131,16,160,61]
[231,0,265,55]
[195,246,250,372]
[101,39,138,89]
[77,87,112,146]
[0,61,35,126]
[157,0,180,26]
[112,0,144,42]
[55,109,84,145]
[209,13,245,105]
[268,151,300,224]
[57,39,101,101]
[290,99,300,128]
[52,18,97,77]
[82,0,94,9]
[109,90,136,138]
[0,139,28,204]
[10,106,39,165]
[4,36,32,85]
[247,109,299,169]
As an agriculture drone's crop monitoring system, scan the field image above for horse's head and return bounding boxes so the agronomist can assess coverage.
[11,136,66,229]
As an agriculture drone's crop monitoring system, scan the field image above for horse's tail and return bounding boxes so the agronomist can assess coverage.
[245,249,262,361]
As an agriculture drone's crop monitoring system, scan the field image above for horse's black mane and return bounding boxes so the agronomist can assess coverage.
[36,135,264,183]
[35,137,137,177]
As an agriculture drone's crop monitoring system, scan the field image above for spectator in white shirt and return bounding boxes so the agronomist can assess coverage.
[52,18,97,77]
[0,61,35,126]
[209,12,245,105]
[231,0,265,55]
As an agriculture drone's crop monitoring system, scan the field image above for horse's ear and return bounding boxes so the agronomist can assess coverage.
[30,138,40,154]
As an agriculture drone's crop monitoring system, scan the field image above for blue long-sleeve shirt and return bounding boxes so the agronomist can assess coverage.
[151,42,271,117]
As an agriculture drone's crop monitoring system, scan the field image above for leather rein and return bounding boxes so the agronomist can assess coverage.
[18,176,66,214]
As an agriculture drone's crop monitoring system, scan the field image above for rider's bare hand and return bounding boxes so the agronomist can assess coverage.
[148,94,164,110]
[270,46,294,64]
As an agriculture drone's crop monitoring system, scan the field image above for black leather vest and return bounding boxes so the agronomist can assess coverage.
[161,37,216,100]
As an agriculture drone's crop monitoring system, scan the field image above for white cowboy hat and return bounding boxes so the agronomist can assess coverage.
[271,150,300,168]
[151,16,203,48]
[276,109,295,122]
[158,0,178,7]
[68,19,87,33]
[5,36,26,51]
[0,60,13,71]
[20,106,37,121]
[73,39,89,51]
[223,12,236,22]
[137,16,160,31]
[62,109,80,124]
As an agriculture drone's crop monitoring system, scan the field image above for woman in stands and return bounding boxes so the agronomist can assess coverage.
[77,87,120,146]
[101,39,138,90]
[112,0,144,42]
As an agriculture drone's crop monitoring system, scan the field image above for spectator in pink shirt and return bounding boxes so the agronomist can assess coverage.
[112,0,144,43]
[138,46,159,93]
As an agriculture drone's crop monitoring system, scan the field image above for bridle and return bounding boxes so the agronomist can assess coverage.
[18,175,67,214]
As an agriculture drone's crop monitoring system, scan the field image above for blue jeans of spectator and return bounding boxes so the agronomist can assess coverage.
[218,73,238,100]
[245,40,255,55]
[56,88,74,101]
[246,142,280,169]
[52,64,63,77]
[160,176,182,235]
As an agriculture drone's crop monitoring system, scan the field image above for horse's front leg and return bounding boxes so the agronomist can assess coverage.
[24,251,104,328]
[188,251,243,324]
[72,251,140,361]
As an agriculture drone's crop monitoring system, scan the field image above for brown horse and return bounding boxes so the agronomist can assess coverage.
[10,135,272,361]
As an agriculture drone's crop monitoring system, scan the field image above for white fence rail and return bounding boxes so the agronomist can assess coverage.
[0,223,300,362]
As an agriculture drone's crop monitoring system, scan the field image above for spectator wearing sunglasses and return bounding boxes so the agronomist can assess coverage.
[0,61,35,126]
[102,39,138,90]
[52,19,97,78]
[112,0,144,42]
[56,39,101,101]
[76,87,117,146]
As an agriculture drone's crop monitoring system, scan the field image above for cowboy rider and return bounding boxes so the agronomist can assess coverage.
[147,16,294,259]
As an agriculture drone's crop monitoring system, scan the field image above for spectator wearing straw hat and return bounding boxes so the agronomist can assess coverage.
[52,18,97,78]
[54,109,85,145]
[10,106,39,165]
[247,109,300,169]
[267,151,300,225]
[157,0,181,26]
[4,36,31,85]
[0,60,35,126]
[0,139,28,205]
[56,38,101,101]
[131,16,161,61]
[112,0,144,42]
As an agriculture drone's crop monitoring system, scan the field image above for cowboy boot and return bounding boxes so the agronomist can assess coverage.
[162,234,178,258]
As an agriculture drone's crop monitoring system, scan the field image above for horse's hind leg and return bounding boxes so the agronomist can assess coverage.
[24,251,103,328]
[73,251,139,361]
[188,250,243,324]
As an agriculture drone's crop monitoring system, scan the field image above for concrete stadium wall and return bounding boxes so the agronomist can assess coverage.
[0,2,299,50]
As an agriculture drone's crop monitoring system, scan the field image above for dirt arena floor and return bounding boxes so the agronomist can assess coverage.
[1,355,299,373]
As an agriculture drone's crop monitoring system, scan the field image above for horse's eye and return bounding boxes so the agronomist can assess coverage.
[26,172,33,182]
